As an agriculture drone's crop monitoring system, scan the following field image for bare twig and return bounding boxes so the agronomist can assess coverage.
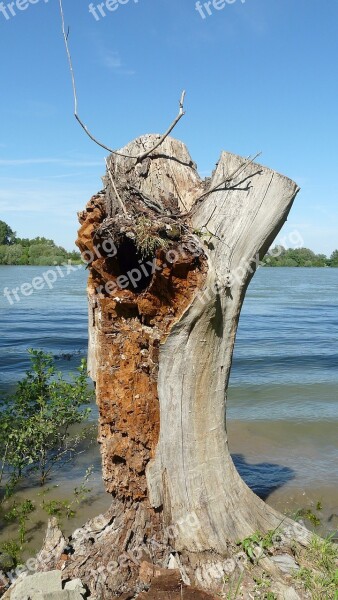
[167,160,188,211]
[192,152,262,206]
[58,0,124,155]
[129,185,165,214]
[59,0,186,162]
[105,158,128,216]
[135,91,186,162]
[203,205,217,229]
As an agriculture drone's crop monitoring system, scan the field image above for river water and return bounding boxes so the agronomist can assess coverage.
[0,265,337,548]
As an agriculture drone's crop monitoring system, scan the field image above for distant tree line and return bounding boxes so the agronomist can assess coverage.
[0,220,337,268]
[261,246,338,267]
[0,221,81,266]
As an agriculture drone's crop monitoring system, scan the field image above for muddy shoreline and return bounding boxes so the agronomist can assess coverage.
[1,417,336,564]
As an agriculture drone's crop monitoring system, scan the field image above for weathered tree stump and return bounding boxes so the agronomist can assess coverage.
[51,135,310,598]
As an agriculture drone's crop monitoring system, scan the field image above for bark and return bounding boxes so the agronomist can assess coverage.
[53,135,309,598]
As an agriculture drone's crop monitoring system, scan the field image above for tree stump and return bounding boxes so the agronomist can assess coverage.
[56,135,309,598]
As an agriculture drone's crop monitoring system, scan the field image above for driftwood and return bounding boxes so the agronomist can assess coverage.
[39,135,311,599]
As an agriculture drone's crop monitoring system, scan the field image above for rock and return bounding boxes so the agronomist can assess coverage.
[36,592,84,600]
[9,570,63,599]
[0,569,9,594]
[6,575,89,600]
[271,553,299,574]
[273,583,301,600]
[0,553,15,571]
[64,578,86,594]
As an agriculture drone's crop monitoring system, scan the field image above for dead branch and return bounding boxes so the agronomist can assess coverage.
[105,158,128,216]
[58,0,186,163]
[129,185,166,214]
[135,91,186,163]
[192,152,262,207]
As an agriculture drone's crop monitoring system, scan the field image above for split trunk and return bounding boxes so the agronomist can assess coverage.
[53,135,309,598]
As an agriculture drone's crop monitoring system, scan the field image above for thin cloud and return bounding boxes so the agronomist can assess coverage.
[0,186,91,216]
[87,29,136,75]
[103,51,122,69]
[102,51,136,75]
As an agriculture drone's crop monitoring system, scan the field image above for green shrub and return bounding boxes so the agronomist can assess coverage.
[0,350,93,495]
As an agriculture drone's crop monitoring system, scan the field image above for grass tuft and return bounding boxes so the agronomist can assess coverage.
[134,216,169,257]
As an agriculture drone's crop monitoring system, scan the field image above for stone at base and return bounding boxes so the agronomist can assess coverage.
[271,553,300,574]
[273,583,302,600]
[4,570,86,600]
[64,578,87,595]
[9,570,62,599]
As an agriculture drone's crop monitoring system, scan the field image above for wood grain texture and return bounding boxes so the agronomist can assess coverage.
[146,147,300,548]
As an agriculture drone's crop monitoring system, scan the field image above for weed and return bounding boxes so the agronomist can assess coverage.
[4,499,35,545]
[222,570,244,599]
[41,466,93,522]
[295,507,321,527]
[134,216,168,257]
[0,350,93,493]
[294,534,338,599]
[253,571,271,588]
[237,530,275,563]
[0,539,21,566]
[309,534,338,572]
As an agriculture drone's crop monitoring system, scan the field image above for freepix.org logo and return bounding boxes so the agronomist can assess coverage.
[88,0,139,21]
[195,0,246,20]
[0,0,49,21]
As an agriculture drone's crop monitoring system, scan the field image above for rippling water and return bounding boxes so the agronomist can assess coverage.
[0,265,88,394]
[0,265,337,534]
[227,267,338,532]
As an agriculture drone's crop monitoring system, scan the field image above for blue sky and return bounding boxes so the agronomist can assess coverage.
[0,0,337,253]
